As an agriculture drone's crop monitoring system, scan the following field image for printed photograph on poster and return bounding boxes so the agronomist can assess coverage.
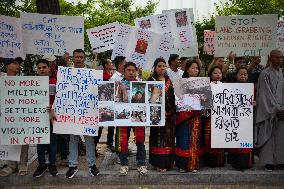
[148,83,163,104]
[115,106,131,120]
[98,82,114,101]
[175,11,188,27]
[131,106,147,123]
[135,39,148,54]
[150,106,162,126]
[115,81,130,103]
[131,82,146,103]
[98,104,115,122]
[139,19,151,29]
[174,77,212,111]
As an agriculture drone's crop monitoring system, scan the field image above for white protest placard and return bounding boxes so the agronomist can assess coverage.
[277,20,284,53]
[162,8,195,23]
[111,23,173,70]
[173,77,212,111]
[98,81,165,126]
[215,14,278,57]
[0,76,50,145]
[211,83,254,148]
[135,9,198,57]
[87,22,119,53]
[0,145,21,161]
[203,30,215,55]
[20,12,84,56]
[53,67,103,136]
[0,15,24,58]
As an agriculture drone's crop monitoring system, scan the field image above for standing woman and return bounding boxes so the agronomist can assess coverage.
[148,58,176,172]
[202,66,225,167]
[175,60,205,173]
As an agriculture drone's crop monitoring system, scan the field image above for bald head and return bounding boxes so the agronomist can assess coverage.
[270,49,283,69]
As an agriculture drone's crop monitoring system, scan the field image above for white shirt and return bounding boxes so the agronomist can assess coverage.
[166,68,183,82]
[109,71,123,81]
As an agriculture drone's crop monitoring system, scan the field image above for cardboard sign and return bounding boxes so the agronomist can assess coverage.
[53,67,103,136]
[277,20,284,53]
[173,77,212,111]
[0,76,50,145]
[98,81,165,126]
[0,145,21,161]
[0,15,24,58]
[111,23,173,70]
[204,30,215,55]
[87,22,119,53]
[21,12,84,56]
[135,9,198,57]
[211,83,254,148]
[215,14,278,57]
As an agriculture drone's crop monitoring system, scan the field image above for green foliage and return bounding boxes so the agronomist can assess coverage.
[59,0,157,55]
[216,0,284,18]
[0,0,37,17]
[0,0,157,74]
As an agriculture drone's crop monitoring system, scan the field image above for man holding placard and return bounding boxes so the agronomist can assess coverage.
[64,49,99,178]
[255,49,284,171]
[0,57,29,177]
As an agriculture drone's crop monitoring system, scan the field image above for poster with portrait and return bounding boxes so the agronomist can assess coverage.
[98,81,165,126]
[134,9,198,57]
[111,23,174,70]
[173,77,212,111]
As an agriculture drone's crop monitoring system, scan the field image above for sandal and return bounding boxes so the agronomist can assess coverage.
[18,165,28,176]
[156,167,167,172]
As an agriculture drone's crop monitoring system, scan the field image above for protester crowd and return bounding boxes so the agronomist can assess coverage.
[0,47,283,179]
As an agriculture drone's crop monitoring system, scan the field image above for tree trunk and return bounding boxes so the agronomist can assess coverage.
[36,0,60,15]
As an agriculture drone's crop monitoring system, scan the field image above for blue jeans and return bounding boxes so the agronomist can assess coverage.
[119,142,146,166]
[37,132,57,165]
[68,135,96,167]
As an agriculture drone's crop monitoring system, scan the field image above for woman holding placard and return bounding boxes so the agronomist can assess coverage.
[175,60,205,173]
[148,58,176,172]
[202,66,225,167]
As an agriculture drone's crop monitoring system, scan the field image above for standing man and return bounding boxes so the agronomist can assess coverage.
[94,58,115,152]
[117,62,147,176]
[166,54,183,81]
[64,49,99,178]
[255,49,284,171]
[110,56,126,81]
[33,59,58,177]
[0,57,29,177]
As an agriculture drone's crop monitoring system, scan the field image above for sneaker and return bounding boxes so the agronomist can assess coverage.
[48,164,58,176]
[33,164,47,178]
[179,169,186,173]
[65,167,78,178]
[119,166,128,176]
[265,164,275,172]
[137,165,147,175]
[89,164,99,176]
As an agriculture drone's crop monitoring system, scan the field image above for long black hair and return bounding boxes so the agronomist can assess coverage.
[182,60,200,78]
[150,58,169,80]
[208,65,222,81]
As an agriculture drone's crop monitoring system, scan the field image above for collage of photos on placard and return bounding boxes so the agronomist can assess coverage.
[97,81,165,127]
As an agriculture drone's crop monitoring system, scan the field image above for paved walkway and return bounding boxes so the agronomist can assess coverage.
[1,128,284,188]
